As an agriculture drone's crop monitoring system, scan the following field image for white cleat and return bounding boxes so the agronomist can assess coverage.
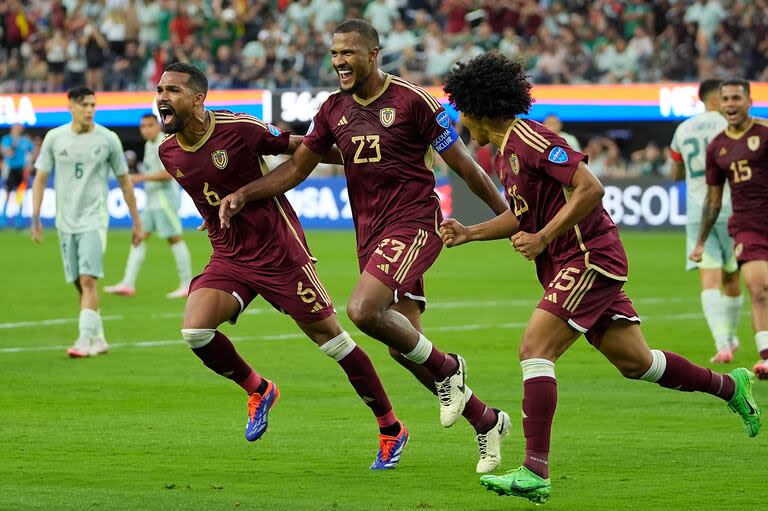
[729,336,740,352]
[90,338,109,356]
[476,409,512,474]
[67,339,91,358]
[435,353,469,428]
[165,286,189,299]
[104,283,135,297]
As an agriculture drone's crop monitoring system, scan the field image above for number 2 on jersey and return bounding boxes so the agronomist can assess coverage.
[351,135,382,164]
[682,137,708,178]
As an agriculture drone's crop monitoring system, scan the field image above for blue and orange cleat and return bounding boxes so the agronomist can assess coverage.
[370,421,409,470]
[245,380,280,441]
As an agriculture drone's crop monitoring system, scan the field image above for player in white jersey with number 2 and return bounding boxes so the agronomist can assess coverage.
[31,87,144,358]
[670,79,742,363]
[105,113,192,299]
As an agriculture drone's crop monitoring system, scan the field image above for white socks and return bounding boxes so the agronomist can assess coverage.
[78,309,101,342]
[170,241,192,287]
[722,294,743,340]
[319,332,357,361]
[403,334,433,364]
[756,331,768,357]
[520,358,556,380]
[122,241,147,288]
[640,349,667,383]
[701,290,729,351]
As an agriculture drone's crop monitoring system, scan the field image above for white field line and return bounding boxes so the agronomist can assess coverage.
[0,296,690,330]
[0,309,741,355]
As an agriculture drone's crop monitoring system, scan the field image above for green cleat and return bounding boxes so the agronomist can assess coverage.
[480,466,551,504]
[727,367,761,437]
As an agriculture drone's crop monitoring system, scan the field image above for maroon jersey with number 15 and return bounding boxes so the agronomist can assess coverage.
[159,110,313,267]
[706,117,768,237]
[494,118,629,286]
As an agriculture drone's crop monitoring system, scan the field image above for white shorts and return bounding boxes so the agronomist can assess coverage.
[58,229,106,283]
[686,221,738,273]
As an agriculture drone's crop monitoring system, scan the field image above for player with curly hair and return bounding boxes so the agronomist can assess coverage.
[440,53,761,503]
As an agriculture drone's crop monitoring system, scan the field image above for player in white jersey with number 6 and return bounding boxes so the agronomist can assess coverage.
[670,79,743,363]
[31,87,144,358]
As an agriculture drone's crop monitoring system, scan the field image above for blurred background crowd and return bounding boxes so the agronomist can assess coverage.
[0,0,760,182]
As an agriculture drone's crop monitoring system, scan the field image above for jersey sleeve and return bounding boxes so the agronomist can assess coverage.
[238,118,291,156]
[527,126,586,186]
[669,126,683,162]
[302,99,335,156]
[34,131,55,173]
[108,131,129,177]
[705,139,726,186]
[411,93,460,154]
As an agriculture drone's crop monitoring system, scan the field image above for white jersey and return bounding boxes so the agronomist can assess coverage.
[35,122,128,233]
[670,110,731,222]
[141,133,180,212]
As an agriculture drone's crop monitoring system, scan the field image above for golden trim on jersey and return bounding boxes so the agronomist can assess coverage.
[176,111,217,152]
[394,229,429,283]
[585,252,628,281]
[211,150,228,169]
[353,74,393,106]
[499,121,516,156]
[724,117,755,140]
[301,262,333,308]
[423,146,435,173]
[390,76,442,112]
[511,119,548,153]
[214,111,267,129]
[380,107,396,127]
[561,267,592,311]
[564,269,598,312]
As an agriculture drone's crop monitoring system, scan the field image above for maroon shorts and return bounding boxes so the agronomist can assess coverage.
[732,231,768,266]
[190,255,335,324]
[358,225,442,310]
[536,259,640,347]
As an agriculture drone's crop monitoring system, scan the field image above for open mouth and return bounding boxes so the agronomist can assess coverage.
[158,104,175,125]
[337,68,353,87]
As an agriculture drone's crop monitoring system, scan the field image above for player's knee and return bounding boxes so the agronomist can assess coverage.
[346,301,379,329]
[78,275,98,290]
[614,358,648,380]
[181,328,215,349]
[746,280,768,305]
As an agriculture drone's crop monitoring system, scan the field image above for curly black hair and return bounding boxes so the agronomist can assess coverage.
[443,53,533,119]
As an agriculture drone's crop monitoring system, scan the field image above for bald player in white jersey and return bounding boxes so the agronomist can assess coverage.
[31,87,144,358]
[670,79,743,363]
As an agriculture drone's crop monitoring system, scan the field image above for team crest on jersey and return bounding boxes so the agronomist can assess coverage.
[509,153,520,175]
[211,150,228,170]
[380,107,396,127]
[748,135,760,151]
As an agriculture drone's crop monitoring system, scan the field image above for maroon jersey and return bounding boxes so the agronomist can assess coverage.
[706,117,768,236]
[494,118,629,286]
[159,110,311,266]
[303,74,460,251]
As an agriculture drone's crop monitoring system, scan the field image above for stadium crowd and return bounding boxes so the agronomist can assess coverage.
[1,0,766,94]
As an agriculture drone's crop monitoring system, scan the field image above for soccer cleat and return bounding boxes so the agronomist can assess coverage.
[67,339,91,358]
[435,353,469,428]
[710,350,733,364]
[165,286,189,299]
[104,283,135,297]
[370,421,409,470]
[90,338,109,356]
[753,360,768,381]
[727,367,761,437]
[245,380,280,441]
[480,465,551,503]
[476,410,511,473]
[729,336,740,352]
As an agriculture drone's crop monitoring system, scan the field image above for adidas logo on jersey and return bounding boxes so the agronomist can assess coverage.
[719,147,727,156]
[377,263,390,274]
[175,169,184,178]
[59,149,68,157]
[311,303,323,313]
[337,116,348,126]
[544,293,558,304]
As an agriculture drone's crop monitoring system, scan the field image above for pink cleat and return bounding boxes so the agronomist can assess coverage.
[710,350,734,364]
[753,360,768,380]
[104,283,135,296]
[67,339,91,358]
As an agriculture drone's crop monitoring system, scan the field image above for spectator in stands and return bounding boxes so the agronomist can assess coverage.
[83,22,108,91]
[543,114,582,152]
[628,142,671,178]
[584,136,625,178]
[46,28,68,92]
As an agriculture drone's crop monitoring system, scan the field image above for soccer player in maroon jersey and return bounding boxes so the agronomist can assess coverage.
[692,78,768,379]
[217,19,512,473]
[155,62,409,469]
[440,53,761,503]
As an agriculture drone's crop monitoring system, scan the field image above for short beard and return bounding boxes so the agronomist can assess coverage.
[161,119,183,134]
[341,69,370,95]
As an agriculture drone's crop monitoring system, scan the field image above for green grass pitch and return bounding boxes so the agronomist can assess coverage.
[0,229,762,510]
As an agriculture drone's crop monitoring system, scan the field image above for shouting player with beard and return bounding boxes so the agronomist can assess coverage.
[156,62,408,470]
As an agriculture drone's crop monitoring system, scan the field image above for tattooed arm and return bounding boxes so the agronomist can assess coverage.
[689,184,723,262]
